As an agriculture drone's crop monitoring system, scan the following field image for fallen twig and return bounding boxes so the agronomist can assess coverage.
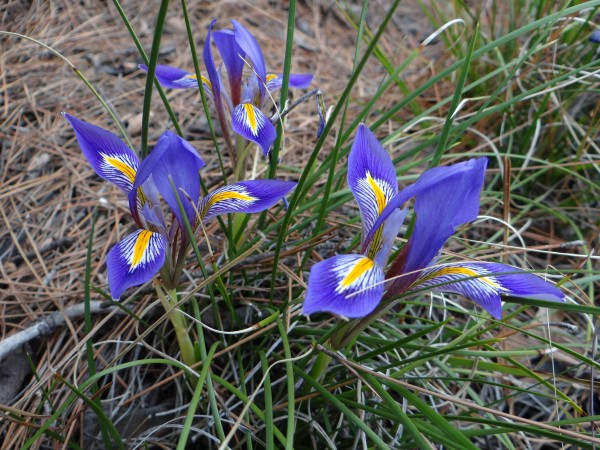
[0,301,121,361]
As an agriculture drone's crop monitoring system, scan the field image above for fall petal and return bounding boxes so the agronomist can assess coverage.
[231,103,276,155]
[348,124,399,248]
[303,254,384,318]
[409,262,564,319]
[106,230,166,300]
[200,180,296,221]
[265,73,313,92]
[63,113,139,194]
[138,64,207,90]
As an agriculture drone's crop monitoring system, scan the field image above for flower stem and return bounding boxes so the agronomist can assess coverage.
[233,138,252,182]
[305,350,331,391]
[330,302,393,350]
[156,285,197,369]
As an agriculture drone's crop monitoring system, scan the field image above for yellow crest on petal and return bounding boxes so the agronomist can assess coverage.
[415,266,501,289]
[186,73,212,89]
[200,190,256,219]
[131,230,153,269]
[366,172,386,215]
[340,257,375,289]
[104,155,136,183]
[243,104,258,135]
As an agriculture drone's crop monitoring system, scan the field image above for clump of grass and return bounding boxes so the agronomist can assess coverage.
[1,0,599,448]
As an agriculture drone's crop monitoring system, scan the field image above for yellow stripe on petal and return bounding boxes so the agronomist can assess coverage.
[243,104,258,135]
[185,74,212,89]
[415,266,501,289]
[104,155,136,183]
[136,187,147,206]
[266,74,278,83]
[201,190,256,219]
[209,190,255,206]
[367,226,383,261]
[340,257,375,288]
[366,172,386,215]
[131,230,153,269]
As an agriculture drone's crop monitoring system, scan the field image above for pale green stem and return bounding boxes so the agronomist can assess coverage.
[307,304,386,382]
[231,212,247,247]
[156,285,197,369]
[330,301,395,350]
[304,350,332,395]
[230,141,256,248]
[233,138,253,183]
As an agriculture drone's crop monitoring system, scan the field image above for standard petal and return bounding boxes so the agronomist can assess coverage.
[408,262,564,319]
[366,157,488,253]
[63,113,139,194]
[303,254,385,318]
[265,73,313,92]
[395,158,487,289]
[213,29,245,106]
[203,19,224,113]
[348,124,399,248]
[130,131,205,227]
[365,156,488,287]
[231,103,276,155]
[106,229,167,300]
[232,20,267,102]
[242,73,261,105]
[199,180,296,222]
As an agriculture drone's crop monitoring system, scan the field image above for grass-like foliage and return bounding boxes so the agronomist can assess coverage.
[1,0,599,448]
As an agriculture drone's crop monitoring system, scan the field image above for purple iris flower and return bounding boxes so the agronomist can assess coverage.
[140,20,313,156]
[64,113,296,299]
[303,124,564,319]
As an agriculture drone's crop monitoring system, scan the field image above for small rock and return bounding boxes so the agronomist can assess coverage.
[124,112,153,136]
[27,152,51,172]
[0,346,32,405]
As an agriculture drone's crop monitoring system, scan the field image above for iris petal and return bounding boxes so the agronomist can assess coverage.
[303,254,385,318]
[348,124,400,253]
[213,29,245,106]
[231,103,276,155]
[106,229,167,300]
[139,64,193,88]
[130,131,205,227]
[409,262,564,319]
[265,73,313,92]
[232,20,267,103]
[63,113,139,194]
[393,158,487,290]
[200,180,296,222]
[365,158,488,253]
[365,158,487,269]
[203,19,225,114]
[371,209,407,268]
